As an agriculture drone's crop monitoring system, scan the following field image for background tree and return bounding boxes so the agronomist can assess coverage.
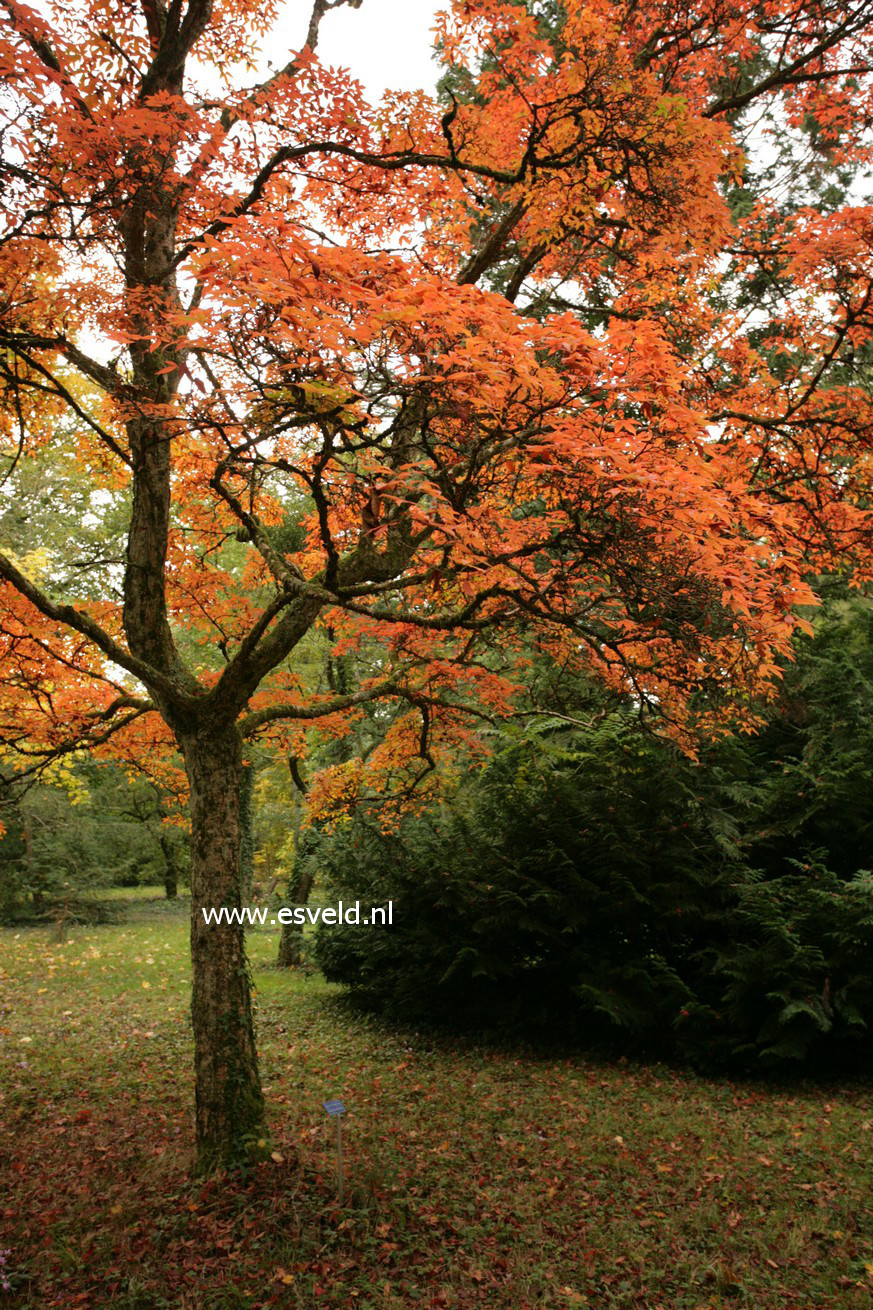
[314,595,873,1069]
[0,757,188,919]
[98,767,190,900]
[724,584,873,879]
[2,0,873,1170]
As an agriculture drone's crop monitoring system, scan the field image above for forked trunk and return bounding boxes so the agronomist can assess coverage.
[183,726,266,1172]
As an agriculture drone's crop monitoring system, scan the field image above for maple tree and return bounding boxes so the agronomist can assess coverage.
[2,0,873,1169]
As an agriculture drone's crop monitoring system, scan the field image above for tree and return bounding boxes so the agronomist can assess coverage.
[274,752,315,969]
[0,756,184,919]
[312,591,873,1069]
[0,763,116,921]
[313,706,743,1038]
[720,584,873,879]
[312,700,873,1070]
[2,0,873,1169]
[94,765,191,898]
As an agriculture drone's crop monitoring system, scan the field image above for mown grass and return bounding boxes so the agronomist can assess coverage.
[0,894,871,1309]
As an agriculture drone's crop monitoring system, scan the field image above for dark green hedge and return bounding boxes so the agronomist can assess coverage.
[313,719,873,1072]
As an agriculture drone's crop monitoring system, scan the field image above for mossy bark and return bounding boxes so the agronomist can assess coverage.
[183,726,266,1172]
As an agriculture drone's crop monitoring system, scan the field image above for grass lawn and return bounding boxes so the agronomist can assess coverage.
[0,894,871,1309]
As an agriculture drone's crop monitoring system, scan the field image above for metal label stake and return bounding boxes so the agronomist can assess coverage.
[323,1098,346,1203]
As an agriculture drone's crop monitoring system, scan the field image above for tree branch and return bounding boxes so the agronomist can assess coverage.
[239,677,399,737]
[0,341,131,468]
[216,0,363,134]
[456,199,527,287]
[705,16,873,118]
[0,551,190,704]
[1,705,155,787]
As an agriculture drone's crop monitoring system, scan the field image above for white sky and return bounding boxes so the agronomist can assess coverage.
[279,0,444,99]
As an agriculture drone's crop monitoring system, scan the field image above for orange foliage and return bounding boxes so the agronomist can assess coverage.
[2,0,873,814]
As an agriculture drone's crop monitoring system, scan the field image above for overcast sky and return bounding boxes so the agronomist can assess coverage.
[279,0,444,98]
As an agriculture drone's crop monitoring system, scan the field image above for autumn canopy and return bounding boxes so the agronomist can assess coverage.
[1,0,872,1167]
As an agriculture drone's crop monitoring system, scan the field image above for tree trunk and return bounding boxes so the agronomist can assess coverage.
[183,726,266,1172]
[23,812,42,915]
[163,863,179,900]
[155,793,183,900]
[276,918,300,968]
[277,768,310,968]
[277,867,313,968]
[239,760,255,903]
[157,830,179,900]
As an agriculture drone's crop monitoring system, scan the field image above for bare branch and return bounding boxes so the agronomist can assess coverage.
[305,0,363,55]
[210,465,304,589]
